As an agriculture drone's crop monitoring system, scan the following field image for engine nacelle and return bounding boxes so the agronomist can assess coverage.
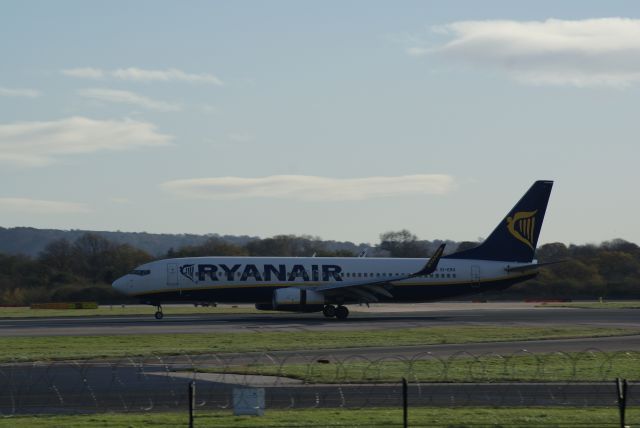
[272,287,325,311]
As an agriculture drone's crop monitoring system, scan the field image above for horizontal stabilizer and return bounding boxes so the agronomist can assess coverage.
[505,260,566,273]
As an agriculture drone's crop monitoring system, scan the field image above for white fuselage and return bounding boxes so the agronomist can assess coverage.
[112,256,534,301]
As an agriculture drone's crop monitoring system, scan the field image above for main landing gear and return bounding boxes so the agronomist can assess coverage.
[154,305,163,320]
[323,305,349,320]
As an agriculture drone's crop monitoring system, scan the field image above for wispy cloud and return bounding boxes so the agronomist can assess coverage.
[0,116,172,167]
[0,87,41,98]
[112,68,223,85]
[79,88,181,111]
[161,175,455,202]
[0,197,90,214]
[407,18,640,87]
[62,67,223,85]
[61,67,105,79]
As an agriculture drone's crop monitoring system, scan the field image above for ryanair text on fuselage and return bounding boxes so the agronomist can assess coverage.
[181,263,344,283]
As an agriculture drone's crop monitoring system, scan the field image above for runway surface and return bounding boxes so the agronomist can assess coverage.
[2,303,639,356]
[1,303,639,337]
[2,304,639,415]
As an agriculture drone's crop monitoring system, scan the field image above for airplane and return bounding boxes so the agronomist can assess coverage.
[112,180,554,320]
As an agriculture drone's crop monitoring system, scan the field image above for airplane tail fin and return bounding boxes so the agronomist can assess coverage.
[445,180,554,263]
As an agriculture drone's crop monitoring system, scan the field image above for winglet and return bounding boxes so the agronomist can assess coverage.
[411,244,446,277]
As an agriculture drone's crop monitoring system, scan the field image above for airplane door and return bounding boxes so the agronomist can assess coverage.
[167,263,178,287]
[471,266,480,288]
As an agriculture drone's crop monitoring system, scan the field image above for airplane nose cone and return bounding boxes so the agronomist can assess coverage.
[112,277,128,295]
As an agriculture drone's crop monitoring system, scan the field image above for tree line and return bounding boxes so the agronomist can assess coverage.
[0,230,639,305]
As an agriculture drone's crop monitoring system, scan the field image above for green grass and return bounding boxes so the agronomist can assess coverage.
[1,326,638,363]
[1,407,637,427]
[539,301,640,309]
[208,350,640,383]
[0,304,263,318]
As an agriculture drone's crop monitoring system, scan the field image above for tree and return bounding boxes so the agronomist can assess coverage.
[71,233,114,283]
[379,230,427,258]
[169,237,248,257]
[39,238,73,271]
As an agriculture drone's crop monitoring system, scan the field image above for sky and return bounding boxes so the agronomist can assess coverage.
[2,1,640,246]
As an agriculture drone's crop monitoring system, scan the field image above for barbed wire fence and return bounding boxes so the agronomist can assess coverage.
[0,349,637,425]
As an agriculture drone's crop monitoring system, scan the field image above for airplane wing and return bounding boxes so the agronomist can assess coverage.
[312,244,446,303]
[505,260,566,273]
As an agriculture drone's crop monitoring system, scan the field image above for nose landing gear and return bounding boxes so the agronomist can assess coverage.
[154,305,163,320]
[322,304,349,319]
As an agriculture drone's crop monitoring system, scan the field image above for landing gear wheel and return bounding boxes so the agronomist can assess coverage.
[323,305,336,318]
[154,305,163,320]
[335,305,349,320]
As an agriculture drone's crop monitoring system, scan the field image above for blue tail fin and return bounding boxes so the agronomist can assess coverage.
[445,180,553,263]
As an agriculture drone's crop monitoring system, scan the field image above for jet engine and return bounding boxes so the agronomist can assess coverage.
[267,287,325,312]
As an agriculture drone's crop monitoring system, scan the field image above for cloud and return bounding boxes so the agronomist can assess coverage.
[0,87,41,98]
[62,67,223,85]
[0,198,90,214]
[0,116,172,167]
[112,68,223,85]
[161,174,455,202]
[79,88,181,111]
[409,18,640,87]
[62,67,105,79]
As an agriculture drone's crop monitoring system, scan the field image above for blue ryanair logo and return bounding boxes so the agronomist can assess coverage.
[179,264,195,282]
[176,263,343,283]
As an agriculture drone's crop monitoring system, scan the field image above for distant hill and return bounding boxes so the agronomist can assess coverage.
[0,227,371,257]
[0,227,258,257]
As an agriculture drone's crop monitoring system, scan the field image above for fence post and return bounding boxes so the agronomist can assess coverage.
[188,380,196,428]
[402,377,408,428]
[616,378,627,428]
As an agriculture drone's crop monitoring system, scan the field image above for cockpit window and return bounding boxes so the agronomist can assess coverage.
[130,269,151,276]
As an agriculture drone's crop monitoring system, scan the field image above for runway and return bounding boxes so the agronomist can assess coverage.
[2,303,639,356]
[1,303,638,336]
[1,304,638,415]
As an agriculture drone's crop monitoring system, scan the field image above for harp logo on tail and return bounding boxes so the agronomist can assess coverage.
[506,210,538,249]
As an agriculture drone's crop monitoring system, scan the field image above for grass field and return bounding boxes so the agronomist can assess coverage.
[1,326,638,362]
[204,350,640,383]
[1,407,637,427]
[539,300,640,309]
[0,304,263,318]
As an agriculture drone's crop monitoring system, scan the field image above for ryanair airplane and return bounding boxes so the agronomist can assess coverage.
[112,180,554,320]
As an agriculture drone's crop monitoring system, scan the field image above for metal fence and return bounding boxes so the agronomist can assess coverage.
[0,349,637,420]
